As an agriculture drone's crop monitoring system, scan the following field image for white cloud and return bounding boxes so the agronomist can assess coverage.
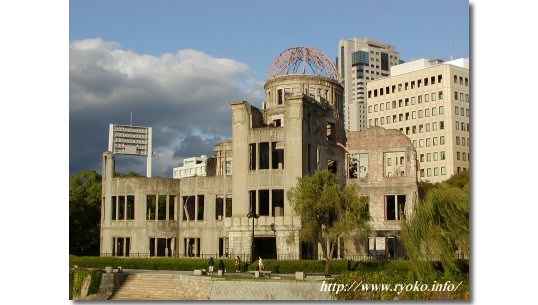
[70,37,264,177]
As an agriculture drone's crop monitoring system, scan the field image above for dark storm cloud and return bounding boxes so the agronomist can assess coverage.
[70,38,264,177]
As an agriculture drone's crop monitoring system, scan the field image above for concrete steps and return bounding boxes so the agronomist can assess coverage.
[110,273,212,300]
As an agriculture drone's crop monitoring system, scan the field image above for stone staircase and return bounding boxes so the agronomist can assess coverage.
[110,272,212,300]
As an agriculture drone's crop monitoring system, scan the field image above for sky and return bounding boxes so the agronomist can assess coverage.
[69,0,470,177]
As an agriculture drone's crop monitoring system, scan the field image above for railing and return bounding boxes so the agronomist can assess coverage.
[99,252,400,261]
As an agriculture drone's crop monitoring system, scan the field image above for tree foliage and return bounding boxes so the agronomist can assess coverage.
[401,172,470,281]
[287,170,370,275]
[70,169,102,256]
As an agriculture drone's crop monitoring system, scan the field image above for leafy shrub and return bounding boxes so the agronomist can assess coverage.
[70,268,103,297]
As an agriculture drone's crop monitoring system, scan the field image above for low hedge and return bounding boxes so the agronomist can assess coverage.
[70,256,238,272]
[70,255,411,274]
[247,259,410,274]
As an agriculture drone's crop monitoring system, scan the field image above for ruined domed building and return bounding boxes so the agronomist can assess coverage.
[100,47,417,260]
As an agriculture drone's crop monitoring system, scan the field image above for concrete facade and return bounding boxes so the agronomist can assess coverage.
[345,127,418,258]
[365,58,470,183]
[100,49,418,261]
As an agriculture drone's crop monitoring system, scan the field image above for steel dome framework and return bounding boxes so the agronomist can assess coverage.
[267,46,338,80]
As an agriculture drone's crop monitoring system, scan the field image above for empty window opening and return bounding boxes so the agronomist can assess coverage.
[277,89,283,105]
[118,196,125,220]
[182,196,195,221]
[147,195,156,220]
[384,152,406,177]
[184,238,200,257]
[328,159,337,174]
[253,237,277,260]
[158,195,166,220]
[249,190,256,213]
[272,142,284,169]
[385,195,406,220]
[149,237,173,257]
[272,190,284,216]
[112,237,131,257]
[168,195,175,220]
[218,238,229,257]
[225,198,232,217]
[126,195,135,220]
[112,196,117,220]
[273,119,281,127]
[249,143,256,170]
[349,153,368,179]
[326,122,335,141]
[197,195,204,220]
[259,190,270,216]
[216,197,224,220]
[259,142,270,169]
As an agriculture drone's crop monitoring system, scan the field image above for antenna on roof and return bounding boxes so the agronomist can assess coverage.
[449,40,453,60]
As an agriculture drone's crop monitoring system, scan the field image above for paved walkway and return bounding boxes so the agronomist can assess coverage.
[111,269,334,300]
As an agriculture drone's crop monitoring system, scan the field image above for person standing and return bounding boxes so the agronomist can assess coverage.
[219,259,225,274]
[235,256,241,273]
[258,256,264,271]
[208,257,215,275]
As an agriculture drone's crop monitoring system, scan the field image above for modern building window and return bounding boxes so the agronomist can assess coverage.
[462,137,466,146]
[439,91,443,99]
[411,97,416,105]
[433,152,438,161]
[455,106,459,115]
[418,110,423,118]
[431,92,436,101]
[441,151,446,160]
[418,95,422,103]
[433,122,437,131]
[425,94,429,102]
[419,139,424,147]
[440,136,445,145]
[426,123,430,132]
[420,154,424,162]
[438,75,443,83]
[455,91,458,100]
[431,76,436,85]
[441,167,446,175]
[412,111,416,119]
[432,107,437,116]
[439,106,444,114]
[425,109,430,117]
[440,121,444,130]
[456,136,460,145]
[427,168,432,176]
[433,137,438,145]
[460,92,464,101]
[434,167,439,176]
[457,152,461,160]
[455,121,460,130]
[426,138,431,147]
[427,153,431,162]
[420,169,425,177]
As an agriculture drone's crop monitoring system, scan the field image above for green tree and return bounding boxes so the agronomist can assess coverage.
[70,169,102,256]
[401,173,470,281]
[287,170,370,276]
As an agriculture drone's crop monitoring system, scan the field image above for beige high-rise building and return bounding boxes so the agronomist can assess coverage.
[366,58,470,183]
[338,38,400,131]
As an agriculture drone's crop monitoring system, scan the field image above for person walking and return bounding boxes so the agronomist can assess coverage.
[208,257,215,275]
